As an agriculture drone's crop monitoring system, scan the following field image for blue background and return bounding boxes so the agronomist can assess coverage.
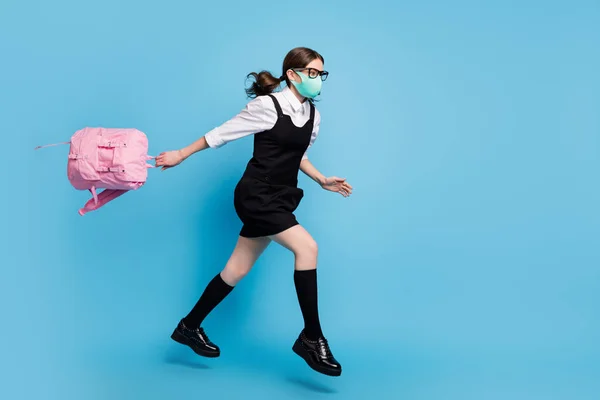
[1,0,599,399]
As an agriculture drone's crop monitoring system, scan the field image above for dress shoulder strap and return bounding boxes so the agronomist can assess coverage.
[267,94,284,118]
[309,101,315,121]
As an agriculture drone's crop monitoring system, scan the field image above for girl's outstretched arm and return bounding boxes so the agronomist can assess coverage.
[155,136,209,170]
[155,96,275,170]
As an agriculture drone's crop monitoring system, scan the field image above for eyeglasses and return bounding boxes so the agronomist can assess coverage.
[292,67,329,81]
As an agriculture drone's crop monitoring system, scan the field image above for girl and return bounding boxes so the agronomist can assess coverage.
[155,47,352,377]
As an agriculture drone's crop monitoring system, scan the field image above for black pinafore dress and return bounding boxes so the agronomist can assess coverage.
[233,94,315,238]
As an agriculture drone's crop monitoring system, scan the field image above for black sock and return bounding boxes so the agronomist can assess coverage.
[294,269,324,341]
[182,273,234,329]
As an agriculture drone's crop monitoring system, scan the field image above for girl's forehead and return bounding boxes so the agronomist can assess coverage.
[306,58,324,69]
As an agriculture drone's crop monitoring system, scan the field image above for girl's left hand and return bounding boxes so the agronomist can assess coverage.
[321,176,353,197]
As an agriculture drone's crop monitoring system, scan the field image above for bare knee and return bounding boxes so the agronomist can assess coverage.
[306,238,319,258]
[221,260,252,286]
[294,238,318,268]
[221,236,270,286]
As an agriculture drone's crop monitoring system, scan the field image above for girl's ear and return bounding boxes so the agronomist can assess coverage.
[287,69,300,83]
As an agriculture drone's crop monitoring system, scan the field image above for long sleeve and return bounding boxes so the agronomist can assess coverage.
[301,109,321,160]
[204,97,277,149]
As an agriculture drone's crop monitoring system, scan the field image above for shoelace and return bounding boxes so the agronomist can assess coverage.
[187,326,210,343]
[197,327,209,340]
[317,338,333,358]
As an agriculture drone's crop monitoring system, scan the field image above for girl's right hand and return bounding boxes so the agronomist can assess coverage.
[155,150,185,171]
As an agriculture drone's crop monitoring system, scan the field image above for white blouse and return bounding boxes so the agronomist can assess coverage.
[204,85,321,160]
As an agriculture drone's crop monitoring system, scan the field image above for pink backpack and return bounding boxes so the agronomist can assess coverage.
[36,127,155,215]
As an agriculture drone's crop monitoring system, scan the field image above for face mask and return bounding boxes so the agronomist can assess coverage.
[291,71,322,99]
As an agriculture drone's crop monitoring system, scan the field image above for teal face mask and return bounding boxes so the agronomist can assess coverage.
[291,71,322,99]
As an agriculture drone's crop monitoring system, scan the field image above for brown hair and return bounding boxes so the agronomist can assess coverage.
[245,47,325,98]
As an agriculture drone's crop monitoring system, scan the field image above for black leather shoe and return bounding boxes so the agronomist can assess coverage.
[170,319,220,358]
[292,330,342,376]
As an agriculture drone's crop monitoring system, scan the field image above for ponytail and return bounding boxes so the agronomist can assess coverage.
[245,70,286,98]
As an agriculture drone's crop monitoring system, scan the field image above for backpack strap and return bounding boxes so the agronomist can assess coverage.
[99,140,127,148]
[146,155,156,169]
[81,156,155,214]
[79,189,127,216]
[90,186,98,205]
[34,141,70,150]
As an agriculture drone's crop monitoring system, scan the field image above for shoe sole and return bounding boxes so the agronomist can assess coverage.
[171,329,220,358]
[292,340,341,377]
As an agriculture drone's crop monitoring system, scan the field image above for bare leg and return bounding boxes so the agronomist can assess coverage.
[221,235,272,285]
[270,225,318,271]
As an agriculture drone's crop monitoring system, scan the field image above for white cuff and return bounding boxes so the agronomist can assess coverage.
[204,128,225,149]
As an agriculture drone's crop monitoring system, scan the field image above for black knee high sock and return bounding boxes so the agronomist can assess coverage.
[294,269,323,341]
[183,273,234,329]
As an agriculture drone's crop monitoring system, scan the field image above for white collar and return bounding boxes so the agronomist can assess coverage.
[281,85,304,112]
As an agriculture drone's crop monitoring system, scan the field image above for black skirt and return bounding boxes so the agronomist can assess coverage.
[233,176,304,238]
